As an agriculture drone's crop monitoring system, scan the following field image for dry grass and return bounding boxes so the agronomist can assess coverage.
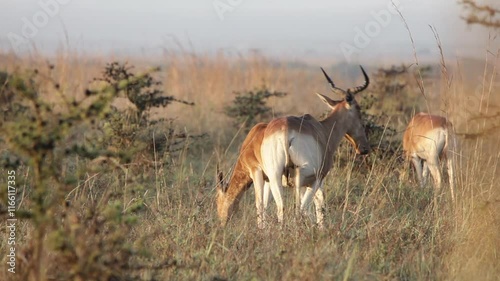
[0,47,499,281]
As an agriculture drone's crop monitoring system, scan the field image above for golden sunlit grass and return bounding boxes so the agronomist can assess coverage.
[0,47,498,281]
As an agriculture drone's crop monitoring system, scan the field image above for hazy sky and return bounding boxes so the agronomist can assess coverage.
[0,0,496,62]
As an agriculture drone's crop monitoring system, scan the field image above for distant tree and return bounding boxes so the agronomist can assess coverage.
[458,1,500,138]
[460,0,500,28]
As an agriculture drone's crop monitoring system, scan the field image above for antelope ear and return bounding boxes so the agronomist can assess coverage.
[216,164,226,193]
[315,93,343,109]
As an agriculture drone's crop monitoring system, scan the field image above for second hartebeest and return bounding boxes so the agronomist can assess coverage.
[403,112,455,201]
[216,66,370,228]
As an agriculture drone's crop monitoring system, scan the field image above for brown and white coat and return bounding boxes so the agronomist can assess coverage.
[217,67,371,228]
[403,112,455,200]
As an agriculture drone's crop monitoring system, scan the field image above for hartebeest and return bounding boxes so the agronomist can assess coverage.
[403,113,455,201]
[261,67,370,228]
[216,66,370,228]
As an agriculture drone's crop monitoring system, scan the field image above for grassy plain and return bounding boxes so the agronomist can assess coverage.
[0,48,499,280]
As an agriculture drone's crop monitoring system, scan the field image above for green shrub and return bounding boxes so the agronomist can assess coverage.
[0,64,163,280]
[224,86,287,132]
[93,62,204,167]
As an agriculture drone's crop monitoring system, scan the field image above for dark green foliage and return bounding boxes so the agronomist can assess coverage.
[224,86,287,132]
[359,94,399,160]
[94,62,204,165]
[0,71,32,121]
[0,63,172,280]
[96,62,194,117]
[367,64,429,117]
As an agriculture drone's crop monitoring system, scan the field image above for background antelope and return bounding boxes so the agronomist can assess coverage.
[403,112,455,201]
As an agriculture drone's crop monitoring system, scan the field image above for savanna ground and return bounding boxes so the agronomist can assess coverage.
[0,44,499,281]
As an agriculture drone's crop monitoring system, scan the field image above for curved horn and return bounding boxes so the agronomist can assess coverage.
[320,67,336,89]
[347,65,369,95]
[320,67,345,95]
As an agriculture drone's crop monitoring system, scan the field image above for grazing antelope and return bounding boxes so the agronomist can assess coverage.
[403,113,455,201]
[261,66,370,228]
[216,66,370,228]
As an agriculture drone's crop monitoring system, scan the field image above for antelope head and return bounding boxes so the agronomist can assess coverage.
[317,66,370,155]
